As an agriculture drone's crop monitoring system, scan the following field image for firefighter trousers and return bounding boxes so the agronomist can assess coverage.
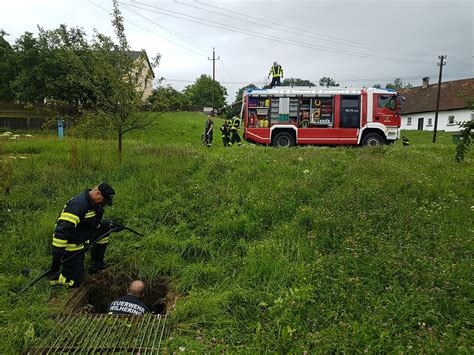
[229,131,241,146]
[222,133,230,147]
[50,242,108,287]
[269,76,281,88]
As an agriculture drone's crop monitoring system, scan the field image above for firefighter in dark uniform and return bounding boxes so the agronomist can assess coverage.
[219,117,231,147]
[108,280,150,315]
[229,116,242,147]
[268,61,284,88]
[49,183,122,287]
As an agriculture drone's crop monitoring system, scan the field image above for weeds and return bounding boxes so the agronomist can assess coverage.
[0,113,472,353]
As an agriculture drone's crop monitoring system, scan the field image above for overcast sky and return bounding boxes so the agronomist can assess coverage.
[1,0,472,103]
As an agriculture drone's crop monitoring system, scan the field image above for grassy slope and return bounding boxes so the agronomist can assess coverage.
[0,112,472,353]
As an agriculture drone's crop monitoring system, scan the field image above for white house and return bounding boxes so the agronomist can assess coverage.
[399,77,473,132]
[128,50,155,102]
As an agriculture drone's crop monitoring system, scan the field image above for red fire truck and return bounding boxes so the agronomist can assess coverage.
[241,86,402,147]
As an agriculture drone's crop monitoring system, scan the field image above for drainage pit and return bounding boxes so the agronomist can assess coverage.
[64,270,169,315]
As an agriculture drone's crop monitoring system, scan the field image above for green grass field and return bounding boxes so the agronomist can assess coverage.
[0,112,472,353]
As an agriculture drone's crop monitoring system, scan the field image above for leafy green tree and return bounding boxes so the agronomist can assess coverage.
[385,77,412,90]
[385,77,403,90]
[0,31,17,101]
[184,74,227,108]
[12,25,94,104]
[82,0,158,158]
[281,78,315,87]
[373,83,382,88]
[319,77,339,87]
[454,92,474,162]
[149,85,190,111]
[235,84,257,102]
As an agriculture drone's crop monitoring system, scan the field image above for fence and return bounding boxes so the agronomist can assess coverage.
[0,101,214,130]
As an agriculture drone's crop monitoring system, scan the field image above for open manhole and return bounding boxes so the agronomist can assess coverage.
[28,271,172,354]
[64,271,169,315]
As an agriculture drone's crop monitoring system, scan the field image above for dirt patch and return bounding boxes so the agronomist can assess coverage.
[63,270,169,314]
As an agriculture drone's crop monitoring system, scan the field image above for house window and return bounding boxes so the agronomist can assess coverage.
[427,118,432,126]
[448,115,455,125]
[407,117,412,125]
[144,78,148,90]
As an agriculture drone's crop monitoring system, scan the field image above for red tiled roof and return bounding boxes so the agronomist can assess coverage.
[399,78,473,114]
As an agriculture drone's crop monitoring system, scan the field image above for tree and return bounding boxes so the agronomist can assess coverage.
[149,85,190,111]
[372,83,382,89]
[184,74,227,108]
[235,84,257,102]
[0,32,17,101]
[82,0,159,159]
[319,77,339,87]
[281,78,315,87]
[385,77,412,90]
[454,92,474,162]
[385,77,403,90]
[12,25,94,104]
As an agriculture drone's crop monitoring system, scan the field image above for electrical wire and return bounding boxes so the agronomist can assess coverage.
[122,3,210,56]
[161,72,472,85]
[219,58,234,82]
[121,1,434,64]
[191,0,438,58]
[88,0,207,57]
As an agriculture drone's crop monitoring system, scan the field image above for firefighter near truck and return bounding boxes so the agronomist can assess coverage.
[242,86,403,147]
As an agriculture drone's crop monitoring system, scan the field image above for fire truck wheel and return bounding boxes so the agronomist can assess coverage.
[362,132,384,146]
[273,132,295,147]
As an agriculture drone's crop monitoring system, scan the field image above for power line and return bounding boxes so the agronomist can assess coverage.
[449,56,473,67]
[120,4,209,57]
[88,0,208,57]
[219,58,234,82]
[191,0,437,58]
[161,72,472,85]
[121,1,434,64]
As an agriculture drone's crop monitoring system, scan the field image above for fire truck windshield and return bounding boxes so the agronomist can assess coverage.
[378,95,397,110]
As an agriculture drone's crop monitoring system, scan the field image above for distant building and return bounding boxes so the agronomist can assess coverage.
[399,77,473,132]
[128,50,155,102]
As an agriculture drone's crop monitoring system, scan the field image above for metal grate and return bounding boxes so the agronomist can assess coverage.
[28,313,167,354]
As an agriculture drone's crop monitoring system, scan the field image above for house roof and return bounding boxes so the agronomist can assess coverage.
[128,50,155,78]
[399,78,473,114]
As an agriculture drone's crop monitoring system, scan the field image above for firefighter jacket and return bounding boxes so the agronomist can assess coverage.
[220,122,230,136]
[108,295,150,315]
[269,65,283,78]
[52,190,108,251]
[230,116,241,131]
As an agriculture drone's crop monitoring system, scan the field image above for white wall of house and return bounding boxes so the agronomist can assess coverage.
[135,57,154,102]
[401,109,473,131]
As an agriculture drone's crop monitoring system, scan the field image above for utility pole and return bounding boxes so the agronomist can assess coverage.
[432,55,446,143]
[208,47,220,116]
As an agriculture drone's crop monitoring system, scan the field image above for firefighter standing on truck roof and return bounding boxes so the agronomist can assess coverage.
[268,61,283,88]
[49,183,123,287]
[229,116,242,147]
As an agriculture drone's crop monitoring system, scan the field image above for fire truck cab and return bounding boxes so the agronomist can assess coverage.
[242,86,402,147]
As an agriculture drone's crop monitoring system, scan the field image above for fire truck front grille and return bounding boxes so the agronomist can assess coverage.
[27,313,167,354]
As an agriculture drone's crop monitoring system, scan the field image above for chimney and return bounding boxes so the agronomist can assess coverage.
[422,77,430,89]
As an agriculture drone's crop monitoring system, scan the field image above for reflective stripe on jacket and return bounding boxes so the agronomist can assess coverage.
[53,190,105,246]
[269,65,283,78]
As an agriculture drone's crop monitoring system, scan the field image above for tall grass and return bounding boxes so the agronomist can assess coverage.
[0,113,472,353]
